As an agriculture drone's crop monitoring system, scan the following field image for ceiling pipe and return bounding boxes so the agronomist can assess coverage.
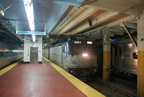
[4,4,13,12]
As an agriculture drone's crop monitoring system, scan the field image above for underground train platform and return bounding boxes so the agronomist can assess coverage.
[0,57,105,97]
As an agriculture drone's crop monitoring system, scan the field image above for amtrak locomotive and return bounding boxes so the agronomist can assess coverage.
[43,40,97,80]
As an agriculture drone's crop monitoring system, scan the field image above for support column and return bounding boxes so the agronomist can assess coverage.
[137,12,144,97]
[103,27,111,81]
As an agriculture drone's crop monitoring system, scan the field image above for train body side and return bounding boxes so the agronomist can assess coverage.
[50,45,63,67]
[111,38,137,75]
[43,47,49,59]
[0,41,23,69]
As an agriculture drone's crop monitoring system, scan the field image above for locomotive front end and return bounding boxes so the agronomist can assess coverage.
[66,40,97,81]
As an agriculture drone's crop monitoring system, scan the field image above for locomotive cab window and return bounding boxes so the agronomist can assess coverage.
[132,52,138,59]
[70,44,95,54]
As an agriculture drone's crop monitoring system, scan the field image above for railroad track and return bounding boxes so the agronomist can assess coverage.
[87,78,138,97]
[111,77,137,88]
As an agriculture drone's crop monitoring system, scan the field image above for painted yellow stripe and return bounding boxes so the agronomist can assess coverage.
[103,51,110,81]
[0,59,22,76]
[137,51,144,96]
[43,57,105,97]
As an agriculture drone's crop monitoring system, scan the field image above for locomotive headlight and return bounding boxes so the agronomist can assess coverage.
[82,53,88,57]
[72,61,76,64]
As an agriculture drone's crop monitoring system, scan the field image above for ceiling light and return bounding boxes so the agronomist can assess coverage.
[23,0,35,31]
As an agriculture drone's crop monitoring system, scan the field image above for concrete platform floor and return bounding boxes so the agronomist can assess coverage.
[0,58,105,97]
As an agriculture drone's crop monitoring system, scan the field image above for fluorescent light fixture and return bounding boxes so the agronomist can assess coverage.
[23,0,35,31]
[32,34,36,42]
[23,0,35,42]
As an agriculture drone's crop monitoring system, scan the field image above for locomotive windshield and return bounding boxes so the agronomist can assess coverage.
[68,40,95,55]
[71,45,94,54]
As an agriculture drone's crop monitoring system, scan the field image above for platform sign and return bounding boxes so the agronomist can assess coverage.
[17,31,45,35]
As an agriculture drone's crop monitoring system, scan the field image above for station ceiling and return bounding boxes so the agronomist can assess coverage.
[0,0,144,44]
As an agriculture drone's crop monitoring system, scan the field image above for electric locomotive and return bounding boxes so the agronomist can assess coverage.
[43,39,98,80]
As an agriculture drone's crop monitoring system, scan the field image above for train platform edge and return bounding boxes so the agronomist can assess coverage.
[43,57,105,97]
[0,59,22,76]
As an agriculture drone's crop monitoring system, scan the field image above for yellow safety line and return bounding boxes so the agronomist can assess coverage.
[0,59,22,76]
[43,57,105,97]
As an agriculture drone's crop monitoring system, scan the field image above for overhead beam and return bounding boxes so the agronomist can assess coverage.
[53,7,88,34]
[67,13,131,35]
[61,10,110,35]
[82,14,135,38]
[64,11,119,35]
[58,8,97,34]
[75,13,130,33]
[85,0,144,14]
[64,9,107,34]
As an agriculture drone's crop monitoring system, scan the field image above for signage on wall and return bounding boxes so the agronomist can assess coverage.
[16,31,46,35]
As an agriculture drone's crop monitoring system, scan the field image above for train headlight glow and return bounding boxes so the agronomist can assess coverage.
[82,53,88,57]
